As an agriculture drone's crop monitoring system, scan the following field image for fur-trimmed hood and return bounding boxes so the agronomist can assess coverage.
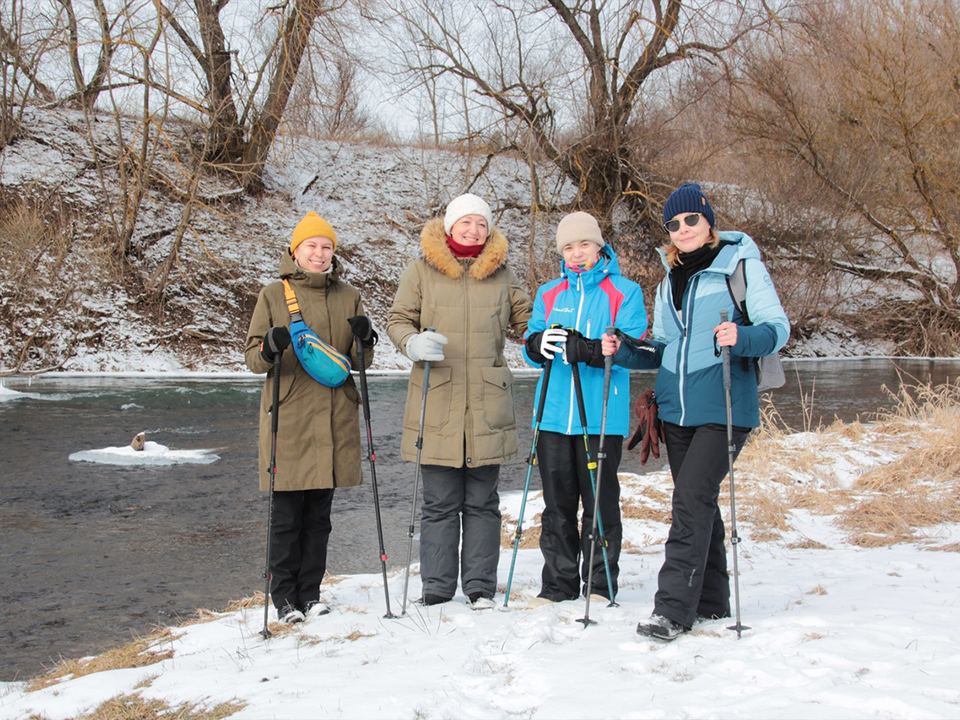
[419,217,509,280]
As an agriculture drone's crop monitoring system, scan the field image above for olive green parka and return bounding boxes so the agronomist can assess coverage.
[387,218,532,468]
[244,252,371,491]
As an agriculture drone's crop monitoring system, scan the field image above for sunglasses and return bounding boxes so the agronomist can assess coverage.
[663,213,702,233]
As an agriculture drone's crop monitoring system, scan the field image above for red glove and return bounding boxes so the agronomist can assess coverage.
[626,390,665,465]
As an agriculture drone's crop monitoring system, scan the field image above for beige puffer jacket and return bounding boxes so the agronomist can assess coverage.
[244,252,372,491]
[387,218,532,468]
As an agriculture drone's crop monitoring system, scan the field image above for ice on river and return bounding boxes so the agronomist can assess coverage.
[68,440,220,466]
[0,385,30,401]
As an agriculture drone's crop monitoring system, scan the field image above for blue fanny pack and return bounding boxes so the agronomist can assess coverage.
[283,279,351,387]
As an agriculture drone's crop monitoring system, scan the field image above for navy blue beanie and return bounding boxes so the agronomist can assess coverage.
[662,183,715,227]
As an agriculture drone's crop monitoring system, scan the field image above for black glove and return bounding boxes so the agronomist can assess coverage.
[347,315,379,348]
[260,325,291,363]
[564,329,605,368]
[525,331,547,364]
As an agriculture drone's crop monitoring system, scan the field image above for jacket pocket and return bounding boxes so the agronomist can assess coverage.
[480,366,516,430]
[409,365,452,432]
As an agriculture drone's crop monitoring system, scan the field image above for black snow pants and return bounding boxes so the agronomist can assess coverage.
[535,430,623,601]
[270,488,335,612]
[419,463,501,600]
[654,422,750,628]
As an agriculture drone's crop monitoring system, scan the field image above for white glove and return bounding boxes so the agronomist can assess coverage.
[539,327,567,359]
[406,330,448,362]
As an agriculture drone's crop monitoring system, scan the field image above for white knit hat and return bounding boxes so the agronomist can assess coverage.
[555,211,605,253]
[444,193,493,234]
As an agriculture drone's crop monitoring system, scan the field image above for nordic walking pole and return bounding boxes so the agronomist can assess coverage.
[569,352,617,607]
[260,354,282,639]
[720,310,749,638]
[354,334,395,619]
[578,326,616,627]
[400,328,435,616]
[503,355,554,609]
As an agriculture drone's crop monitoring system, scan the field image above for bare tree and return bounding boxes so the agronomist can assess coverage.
[383,0,778,233]
[729,0,960,354]
[55,0,117,109]
[147,0,355,190]
[0,0,59,146]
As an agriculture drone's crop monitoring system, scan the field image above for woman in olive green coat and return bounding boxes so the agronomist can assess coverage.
[388,193,532,607]
[245,212,373,623]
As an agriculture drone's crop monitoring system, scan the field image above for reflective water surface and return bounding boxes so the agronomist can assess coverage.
[1,358,958,680]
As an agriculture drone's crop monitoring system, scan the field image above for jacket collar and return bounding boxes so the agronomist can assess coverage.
[657,231,760,277]
[419,218,509,280]
[558,244,620,288]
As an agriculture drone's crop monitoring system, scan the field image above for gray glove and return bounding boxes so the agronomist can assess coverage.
[406,330,448,362]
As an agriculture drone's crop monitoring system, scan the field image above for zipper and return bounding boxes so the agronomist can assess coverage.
[565,274,589,434]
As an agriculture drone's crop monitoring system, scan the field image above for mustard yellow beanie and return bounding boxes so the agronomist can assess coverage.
[291,212,337,254]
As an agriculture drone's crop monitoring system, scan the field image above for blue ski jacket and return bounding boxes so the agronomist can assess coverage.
[613,231,790,428]
[523,243,647,436]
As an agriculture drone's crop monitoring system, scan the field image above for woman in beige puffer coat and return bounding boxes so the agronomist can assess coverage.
[388,193,532,607]
[245,212,373,624]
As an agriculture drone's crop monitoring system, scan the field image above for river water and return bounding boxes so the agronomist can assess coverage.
[1,358,958,680]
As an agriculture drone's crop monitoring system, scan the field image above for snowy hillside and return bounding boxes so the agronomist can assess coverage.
[0,107,566,374]
[1,106,895,375]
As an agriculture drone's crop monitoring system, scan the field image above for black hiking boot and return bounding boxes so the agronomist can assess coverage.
[420,593,452,606]
[278,604,305,624]
[636,614,688,641]
[467,593,496,610]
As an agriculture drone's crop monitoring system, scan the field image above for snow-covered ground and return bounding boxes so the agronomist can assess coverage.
[2,426,958,720]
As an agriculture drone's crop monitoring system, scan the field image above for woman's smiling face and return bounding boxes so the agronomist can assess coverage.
[293,236,335,272]
[450,214,489,246]
[668,212,711,254]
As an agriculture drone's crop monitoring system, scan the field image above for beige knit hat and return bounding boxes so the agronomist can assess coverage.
[555,211,605,253]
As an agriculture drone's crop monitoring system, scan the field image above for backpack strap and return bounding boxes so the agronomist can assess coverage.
[725,259,751,325]
[725,259,755,373]
[282,279,304,323]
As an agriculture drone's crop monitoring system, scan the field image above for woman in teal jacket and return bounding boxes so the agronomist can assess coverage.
[523,212,646,604]
[605,184,789,640]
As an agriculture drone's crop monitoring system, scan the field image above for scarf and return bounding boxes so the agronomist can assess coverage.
[670,243,722,310]
[446,235,485,258]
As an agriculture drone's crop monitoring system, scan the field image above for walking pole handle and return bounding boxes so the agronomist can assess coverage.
[719,311,731,392]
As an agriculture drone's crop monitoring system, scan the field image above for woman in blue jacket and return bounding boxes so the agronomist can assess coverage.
[604,184,790,640]
[523,212,647,604]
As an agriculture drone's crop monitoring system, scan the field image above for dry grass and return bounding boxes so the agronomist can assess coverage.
[716,379,960,546]
[621,500,671,523]
[924,542,960,553]
[500,510,542,549]
[27,629,177,692]
[0,192,72,276]
[74,692,244,720]
[786,537,830,550]
[839,492,951,546]
[833,380,960,544]
[223,593,265,612]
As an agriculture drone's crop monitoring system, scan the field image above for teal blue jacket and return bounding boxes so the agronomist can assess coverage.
[614,232,789,428]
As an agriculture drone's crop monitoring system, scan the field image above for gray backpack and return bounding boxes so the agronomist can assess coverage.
[727,259,786,392]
